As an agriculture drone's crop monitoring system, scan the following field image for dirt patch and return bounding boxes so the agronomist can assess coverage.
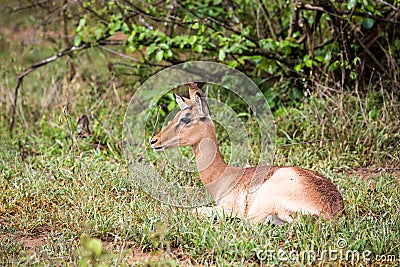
[1,232,47,246]
[0,231,48,257]
[16,234,47,253]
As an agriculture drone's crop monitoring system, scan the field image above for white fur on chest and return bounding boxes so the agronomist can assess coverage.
[216,187,248,217]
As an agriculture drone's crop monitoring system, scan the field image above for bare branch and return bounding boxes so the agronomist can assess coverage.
[258,0,277,40]
[1,0,49,13]
[165,0,178,36]
[98,45,170,67]
[10,44,89,134]
[301,1,400,24]
[376,0,400,12]
[288,0,302,38]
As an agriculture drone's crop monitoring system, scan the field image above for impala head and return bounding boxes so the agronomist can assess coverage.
[150,84,212,151]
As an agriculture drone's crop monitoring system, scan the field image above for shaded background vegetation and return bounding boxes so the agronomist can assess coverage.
[1,0,399,165]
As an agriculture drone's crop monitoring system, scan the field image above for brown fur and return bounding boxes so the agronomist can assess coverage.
[150,85,344,223]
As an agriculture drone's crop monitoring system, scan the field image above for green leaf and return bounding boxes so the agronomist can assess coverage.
[78,257,89,267]
[199,24,205,34]
[294,63,303,72]
[127,44,136,52]
[324,52,332,62]
[166,49,173,58]
[121,22,130,33]
[347,0,356,9]
[167,101,176,111]
[159,43,169,50]
[290,87,303,100]
[267,99,276,109]
[314,56,324,62]
[138,32,145,41]
[82,238,103,257]
[194,44,203,53]
[189,35,197,45]
[260,38,275,49]
[127,31,136,43]
[328,61,340,71]
[353,57,361,65]
[362,18,375,29]
[350,71,357,80]
[146,43,157,55]
[94,28,103,39]
[155,50,164,62]
[192,22,199,29]
[305,59,313,68]
[218,49,226,61]
[73,35,82,46]
[76,17,86,32]
[228,60,238,68]
[237,56,245,65]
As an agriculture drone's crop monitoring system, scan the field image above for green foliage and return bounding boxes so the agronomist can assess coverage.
[79,235,108,267]
[70,0,399,108]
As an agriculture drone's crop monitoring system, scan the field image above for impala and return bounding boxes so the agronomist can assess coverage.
[150,83,344,223]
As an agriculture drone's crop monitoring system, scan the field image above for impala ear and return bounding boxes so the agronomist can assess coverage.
[187,82,205,100]
[194,92,210,116]
[174,93,189,110]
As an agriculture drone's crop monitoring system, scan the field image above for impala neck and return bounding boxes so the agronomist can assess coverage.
[192,125,228,185]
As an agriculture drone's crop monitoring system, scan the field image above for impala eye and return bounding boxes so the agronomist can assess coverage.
[180,117,191,124]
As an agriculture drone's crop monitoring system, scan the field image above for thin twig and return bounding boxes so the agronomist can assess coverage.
[376,0,400,12]
[258,0,277,40]
[92,113,118,143]
[354,74,367,124]
[356,36,386,72]
[62,105,79,150]
[379,74,388,122]
[99,46,139,62]
[165,0,178,36]
[1,0,49,13]
[98,46,170,68]
[75,0,109,24]
[302,1,400,24]
[288,0,301,38]
[136,105,161,162]
[279,139,334,148]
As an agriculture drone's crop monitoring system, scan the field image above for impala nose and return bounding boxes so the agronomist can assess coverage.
[150,138,158,145]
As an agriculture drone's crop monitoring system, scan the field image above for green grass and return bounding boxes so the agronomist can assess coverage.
[1,87,399,265]
[0,143,399,265]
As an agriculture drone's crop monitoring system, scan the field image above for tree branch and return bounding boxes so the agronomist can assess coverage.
[9,44,89,134]
[258,0,277,40]
[301,1,400,24]
[376,0,400,12]
[165,0,178,36]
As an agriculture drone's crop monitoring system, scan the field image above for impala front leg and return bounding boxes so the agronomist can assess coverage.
[192,206,226,222]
